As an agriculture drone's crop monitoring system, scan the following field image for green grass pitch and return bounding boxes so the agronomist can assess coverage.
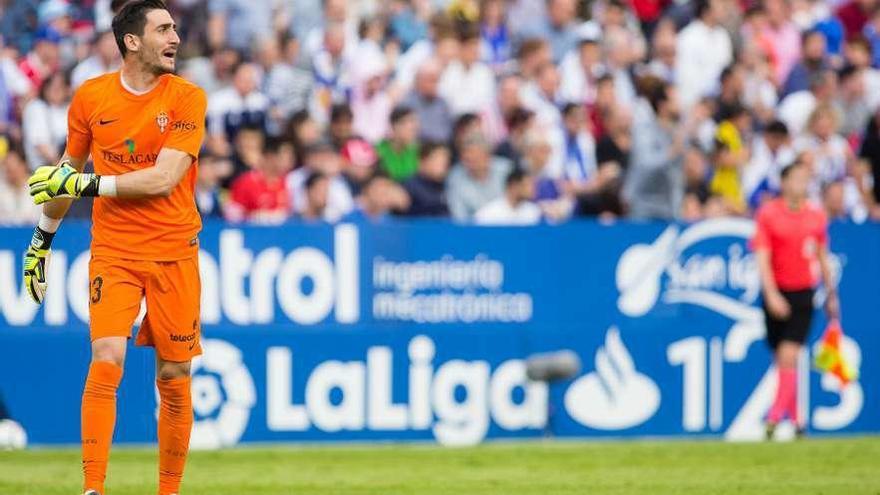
[1,436,879,494]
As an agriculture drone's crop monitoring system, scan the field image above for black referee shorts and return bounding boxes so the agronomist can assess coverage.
[764,289,815,350]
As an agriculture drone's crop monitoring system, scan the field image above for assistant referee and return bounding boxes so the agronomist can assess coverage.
[752,160,838,439]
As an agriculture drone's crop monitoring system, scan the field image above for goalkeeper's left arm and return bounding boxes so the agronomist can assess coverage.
[24,148,194,304]
[24,153,88,304]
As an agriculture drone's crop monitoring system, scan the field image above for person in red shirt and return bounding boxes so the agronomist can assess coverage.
[227,137,293,223]
[752,160,839,439]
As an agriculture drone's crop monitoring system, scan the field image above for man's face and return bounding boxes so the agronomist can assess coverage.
[233,64,258,96]
[416,65,441,97]
[331,115,353,140]
[782,165,810,200]
[514,176,536,202]
[421,147,451,181]
[462,144,490,175]
[804,34,827,62]
[394,115,419,144]
[308,178,330,211]
[461,38,480,64]
[132,8,180,74]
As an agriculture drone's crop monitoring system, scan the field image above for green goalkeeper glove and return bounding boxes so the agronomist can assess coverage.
[23,226,54,305]
[27,161,101,205]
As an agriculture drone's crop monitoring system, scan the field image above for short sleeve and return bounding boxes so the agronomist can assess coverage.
[66,89,92,159]
[165,87,207,159]
[750,206,771,252]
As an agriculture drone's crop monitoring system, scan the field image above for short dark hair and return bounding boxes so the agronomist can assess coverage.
[419,141,447,160]
[801,29,824,46]
[112,0,168,58]
[390,106,415,125]
[505,169,528,188]
[331,104,354,123]
[453,113,480,135]
[305,172,327,191]
[764,120,789,136]
[780,161,803,180]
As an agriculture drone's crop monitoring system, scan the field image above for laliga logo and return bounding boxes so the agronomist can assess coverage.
[156,339,256,449]
[616,219,765,361]
[565,327,660,429]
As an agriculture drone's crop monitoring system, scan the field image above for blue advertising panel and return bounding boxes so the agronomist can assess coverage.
[0,219,876,446]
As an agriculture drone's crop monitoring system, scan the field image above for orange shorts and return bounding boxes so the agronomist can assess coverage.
[88,255,202,362]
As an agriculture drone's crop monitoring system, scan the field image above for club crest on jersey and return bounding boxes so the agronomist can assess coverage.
[156,111,169,133]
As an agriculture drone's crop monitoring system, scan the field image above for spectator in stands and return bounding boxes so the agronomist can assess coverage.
[559,26,603,105]
[343,172,410,223]
[257,36,313,136]
[301,172,330,222]
[0,146,40,225]
[207,0,272,53]
[841,36,880,112]
[227,124,265,185]
[475,169,542,225]
[288,139,354,222]
[71,30,119,89]
[520,61,562,129]
[302,0,358,61]
[519,0,580,63]
[482,74,523,147]
[403,59,453,143]
[520,128,573,222]
[795,104,852,198]
[515,38,552,81]
[439,25,495,116]
[403,141,451,217]
[624,77,685,220]
[762,0,802,87]
[182,46,241,96]
[777,70,837,136]
[675,0,733,109]
[559,103,624,216]
[643,18,676,83]
[837,67,871,139]
[743,120,795,210]
[340,137,378,195]
[682,148,711,221]
[350,47,393,143]
[329,104,355,149]
[22,71,68,170]
[836,0,876,40]
[207,62,269,157]
[494,108,534,171]
[710,104,752,215]
[480,0,511,71]
[285,110,321,166]
[227,138,294,224]
[451,112,484,162]
[603,27,638,110]
[196,153,233,219]
[714,64,746,122]
[376,106,420,181]
[19,26,62,92]
[311,22,354,124]
[781,30,829,99]
[447,132,513,221]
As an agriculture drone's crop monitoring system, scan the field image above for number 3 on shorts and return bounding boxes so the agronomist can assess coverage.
[91,276,104,304]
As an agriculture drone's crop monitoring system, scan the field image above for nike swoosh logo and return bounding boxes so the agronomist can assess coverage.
[99,118,119,125]
[189,338,197,351]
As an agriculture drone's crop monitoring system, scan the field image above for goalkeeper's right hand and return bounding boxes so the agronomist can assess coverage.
[23,227,54,304]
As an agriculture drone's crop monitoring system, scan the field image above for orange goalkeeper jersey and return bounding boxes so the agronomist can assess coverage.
[66,71,207,261]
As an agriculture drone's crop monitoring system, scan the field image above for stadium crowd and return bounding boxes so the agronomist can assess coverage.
[2,0,880,225]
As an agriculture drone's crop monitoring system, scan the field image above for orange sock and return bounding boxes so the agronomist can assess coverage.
[157,376,193,495]
[82,361,124,493]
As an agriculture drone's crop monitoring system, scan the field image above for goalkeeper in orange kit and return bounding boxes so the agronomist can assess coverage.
[22,1,206,493]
